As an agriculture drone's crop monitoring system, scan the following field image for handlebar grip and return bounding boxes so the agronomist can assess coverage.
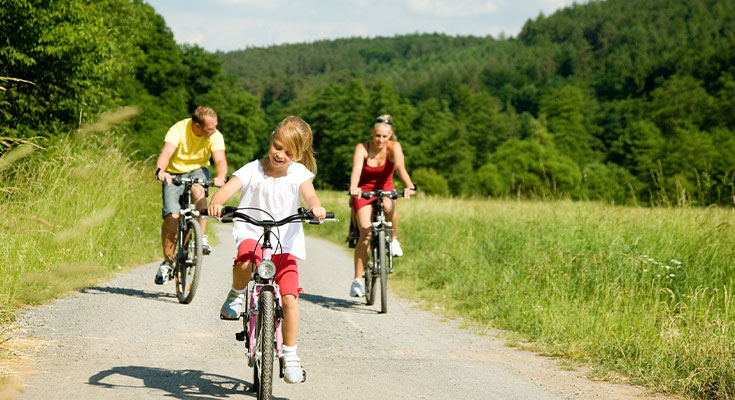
[326,212,335,219]
[200,209,209,216]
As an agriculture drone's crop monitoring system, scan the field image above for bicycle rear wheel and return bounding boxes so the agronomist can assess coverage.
[174,220,202,304]
[253,289,275,400]
[378,230,388,314]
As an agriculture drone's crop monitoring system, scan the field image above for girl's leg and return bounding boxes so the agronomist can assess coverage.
[232,261,253,291]
[281,294,299,346]
[220,261,253,319]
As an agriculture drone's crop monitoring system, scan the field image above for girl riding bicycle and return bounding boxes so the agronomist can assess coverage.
[207,115,326,384]
[348,114,415,297]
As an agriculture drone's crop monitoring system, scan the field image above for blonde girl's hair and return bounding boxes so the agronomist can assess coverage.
[372,114,396,140]
[273,115,317,174]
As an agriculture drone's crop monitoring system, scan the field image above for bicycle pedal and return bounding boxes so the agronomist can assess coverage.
[235,330,245,341]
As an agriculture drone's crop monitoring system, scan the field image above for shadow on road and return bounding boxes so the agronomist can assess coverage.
[88,365,290,399]
[79,286,178,302]
[300,292,377,314]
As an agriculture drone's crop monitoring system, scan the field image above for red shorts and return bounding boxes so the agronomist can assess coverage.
[234,239,300,298]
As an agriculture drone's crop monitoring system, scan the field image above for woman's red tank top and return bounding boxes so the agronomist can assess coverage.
[351,142,395,211]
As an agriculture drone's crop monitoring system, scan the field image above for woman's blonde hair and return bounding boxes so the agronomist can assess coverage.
[371,114,396,140]
[273,115,317,174]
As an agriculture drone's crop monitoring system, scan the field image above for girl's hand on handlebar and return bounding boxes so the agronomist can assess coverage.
[310,206,327,220]
[207,203,224,218]
[349,186,362,198]
[403,186,416,199]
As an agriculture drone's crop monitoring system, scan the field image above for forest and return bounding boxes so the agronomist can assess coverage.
[2,0,734,205]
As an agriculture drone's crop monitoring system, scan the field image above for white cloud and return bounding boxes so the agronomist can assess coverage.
[407,0,498,17]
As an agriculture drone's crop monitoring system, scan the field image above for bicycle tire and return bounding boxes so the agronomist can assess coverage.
[174,220,202,304]
[378,230,388,314]
[365,238,378,306]
[254,288,275,400]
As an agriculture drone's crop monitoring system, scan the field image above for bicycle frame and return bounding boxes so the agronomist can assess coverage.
[205,206,337,396]
[368,195,393,272]
[243,228,284,367]
[169,176,212,303]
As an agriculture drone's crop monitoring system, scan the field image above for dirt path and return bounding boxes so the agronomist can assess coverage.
[8,223,675,399]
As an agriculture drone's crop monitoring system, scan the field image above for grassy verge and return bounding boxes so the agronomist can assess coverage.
[308,190,735,399]
[0,123,162,324]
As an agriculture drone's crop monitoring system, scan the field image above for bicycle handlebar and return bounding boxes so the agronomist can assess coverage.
[348,186,418,200]
[201,207,337,226]
[171,176,217,187]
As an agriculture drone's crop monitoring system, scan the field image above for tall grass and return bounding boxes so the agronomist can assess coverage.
[0,111,161,323]
[309,191,735,399]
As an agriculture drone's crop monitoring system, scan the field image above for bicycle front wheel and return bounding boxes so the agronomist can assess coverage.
[174,219,202,304]
[365,237,378,306]
[378,230,388,314]
[254,288,275,400]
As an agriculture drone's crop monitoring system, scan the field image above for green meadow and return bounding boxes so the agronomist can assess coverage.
[310,191,735,399]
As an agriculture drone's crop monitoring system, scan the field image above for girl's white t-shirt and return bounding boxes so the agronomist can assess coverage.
[231,160,315,260]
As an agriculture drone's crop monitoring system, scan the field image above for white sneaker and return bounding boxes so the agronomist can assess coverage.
[283,353,305,384]
[155,261,172,285]
[220,288,244,320]
[202,235,211,255]
[391,238,403,257]
[349,279,364,297]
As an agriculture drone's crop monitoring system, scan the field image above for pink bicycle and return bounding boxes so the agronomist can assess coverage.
[204,206,336,400]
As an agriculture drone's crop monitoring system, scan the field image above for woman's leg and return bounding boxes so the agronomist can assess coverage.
[353,204,373,279]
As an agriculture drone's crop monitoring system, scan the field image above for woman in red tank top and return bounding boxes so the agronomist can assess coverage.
[347,115,415,297]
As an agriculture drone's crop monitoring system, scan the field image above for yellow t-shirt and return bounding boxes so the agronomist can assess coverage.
[164,118,225,174]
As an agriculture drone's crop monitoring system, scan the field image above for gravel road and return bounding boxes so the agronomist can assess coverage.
[12,222,673,399]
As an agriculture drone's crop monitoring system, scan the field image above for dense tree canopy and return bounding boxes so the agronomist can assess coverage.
[2,0,734,205]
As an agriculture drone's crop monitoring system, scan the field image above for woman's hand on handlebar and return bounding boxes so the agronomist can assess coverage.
[349,186,362,198]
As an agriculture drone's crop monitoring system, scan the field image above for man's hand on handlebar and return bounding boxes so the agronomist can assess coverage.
[213,176,227,187]
[156,170,173,185]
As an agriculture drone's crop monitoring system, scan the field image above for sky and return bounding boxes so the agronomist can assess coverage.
[144,0,581,53]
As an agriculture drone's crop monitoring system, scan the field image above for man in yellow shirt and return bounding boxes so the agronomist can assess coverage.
[154,106,228,284]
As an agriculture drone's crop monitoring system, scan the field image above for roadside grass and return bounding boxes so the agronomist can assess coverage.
[308,190,735,400]
[0,114,162,325]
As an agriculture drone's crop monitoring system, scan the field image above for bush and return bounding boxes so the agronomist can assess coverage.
[412,168,449,195]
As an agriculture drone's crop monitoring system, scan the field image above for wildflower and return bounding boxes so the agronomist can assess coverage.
[671,259,682,265]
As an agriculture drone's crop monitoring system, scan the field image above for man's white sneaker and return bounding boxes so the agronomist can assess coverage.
[155,261,172,285]
[349,279,364,297]
[391,238,403,257]
[202,234,211,255]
